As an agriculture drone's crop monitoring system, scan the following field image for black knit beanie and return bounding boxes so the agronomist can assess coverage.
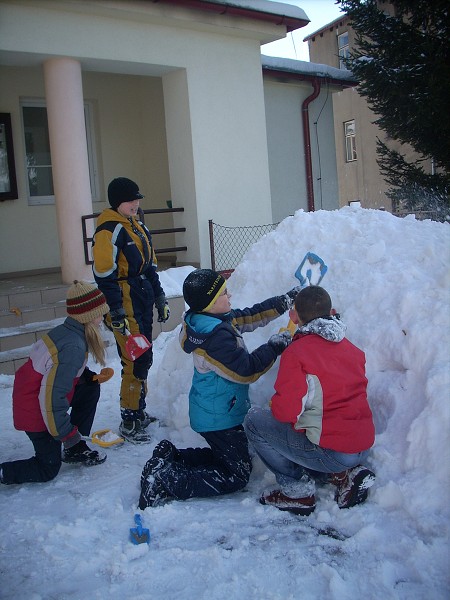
[183,269,226,312]
[108,177,144,210]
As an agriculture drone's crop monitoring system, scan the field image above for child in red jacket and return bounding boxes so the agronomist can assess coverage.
[244,285,375,515]
[0,281,110,485]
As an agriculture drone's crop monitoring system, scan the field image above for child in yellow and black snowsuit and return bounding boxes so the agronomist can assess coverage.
[92,177,170,444]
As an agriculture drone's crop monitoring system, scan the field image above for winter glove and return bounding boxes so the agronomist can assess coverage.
[268,331,292,355]
[280,286,302,312]
[286,285,302,304]
[155,294,170,323]
[62,429,82,449]
[79,366,99,386]
[110,308,129,335]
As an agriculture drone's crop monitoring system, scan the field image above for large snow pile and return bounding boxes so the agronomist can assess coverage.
[1,207,449,599]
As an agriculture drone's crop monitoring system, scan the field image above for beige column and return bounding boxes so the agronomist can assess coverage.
[43,57,93,284]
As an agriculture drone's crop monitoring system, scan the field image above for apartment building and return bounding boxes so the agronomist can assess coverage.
[304,2,433,212]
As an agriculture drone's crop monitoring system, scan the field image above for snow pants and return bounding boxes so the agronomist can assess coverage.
[160,426,252,500]
[109,276,154,417]
[0,380,100,484]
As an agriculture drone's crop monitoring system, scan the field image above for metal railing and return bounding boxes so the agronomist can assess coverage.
[209,220,279,275]
[82,207,187,265]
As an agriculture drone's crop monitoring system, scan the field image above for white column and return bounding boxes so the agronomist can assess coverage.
[43,57,93,283]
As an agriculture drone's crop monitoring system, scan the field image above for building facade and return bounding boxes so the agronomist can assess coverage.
[0,0,352,281]
[304,2,434,212]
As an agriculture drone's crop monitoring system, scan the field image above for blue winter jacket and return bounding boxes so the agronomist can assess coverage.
[179,295,288,432]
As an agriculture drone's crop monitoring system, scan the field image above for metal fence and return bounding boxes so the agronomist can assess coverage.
[393,209,449,223]
[82,207,187,265]
[209,220,279,275]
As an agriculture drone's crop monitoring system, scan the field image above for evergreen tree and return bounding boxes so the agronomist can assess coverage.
[338,0,450,218]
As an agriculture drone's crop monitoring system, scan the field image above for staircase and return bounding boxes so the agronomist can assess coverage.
[0,274,70,375]
[0,272,186,376]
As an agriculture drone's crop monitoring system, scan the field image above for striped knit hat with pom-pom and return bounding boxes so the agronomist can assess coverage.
[66,280,109,324]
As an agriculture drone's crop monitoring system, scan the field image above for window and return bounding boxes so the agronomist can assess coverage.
[338,32,350,69]
[20,99,98,205]
[344,120,357,162]
[0,113,18,200]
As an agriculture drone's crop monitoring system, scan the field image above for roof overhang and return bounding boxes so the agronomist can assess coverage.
[262,55,357,88]
[154,0,309,32]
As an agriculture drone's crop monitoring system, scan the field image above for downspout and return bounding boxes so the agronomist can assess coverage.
[302,77,321,212]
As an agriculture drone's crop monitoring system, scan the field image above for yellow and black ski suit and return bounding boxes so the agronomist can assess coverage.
[92,208,165,415]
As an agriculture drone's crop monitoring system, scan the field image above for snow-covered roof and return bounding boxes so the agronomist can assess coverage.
[187,0,310,31]
[261,54,356,85]
[203,0,308,20]
[303,13,349,42]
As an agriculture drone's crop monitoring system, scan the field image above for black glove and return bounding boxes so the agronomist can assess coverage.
[268,331,292,355]
[155,294,170,323]
[279,286,302,312]
[286,286,302,304]
[110,308,129,335]
[80,366,99,386]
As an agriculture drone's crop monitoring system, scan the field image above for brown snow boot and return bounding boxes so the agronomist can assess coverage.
[260,489,316,516]
[330,465,375,509]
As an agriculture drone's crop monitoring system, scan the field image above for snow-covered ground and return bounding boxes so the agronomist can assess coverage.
[1,206,449,599]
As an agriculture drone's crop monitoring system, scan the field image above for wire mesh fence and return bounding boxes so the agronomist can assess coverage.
[393,209,449,223]
[209,220,279,274]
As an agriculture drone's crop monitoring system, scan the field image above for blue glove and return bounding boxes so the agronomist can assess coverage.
[155,294,170,323]
[268,331,292,355]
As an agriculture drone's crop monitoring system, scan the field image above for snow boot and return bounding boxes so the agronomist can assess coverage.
[151,439,180,462]
[330,465,375,509]
[119,419,152,444]
[139,457,172,509]
[260,489,316,516]
[62,440,107,466]
[137,409,157,429]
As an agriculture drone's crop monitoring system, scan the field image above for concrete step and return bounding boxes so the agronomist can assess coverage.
[0,283,69,311]
[0,281,69,328]
[0,295,185,375]
[0,301,68,329]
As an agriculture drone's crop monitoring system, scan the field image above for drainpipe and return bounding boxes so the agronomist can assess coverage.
[302,77,321,212]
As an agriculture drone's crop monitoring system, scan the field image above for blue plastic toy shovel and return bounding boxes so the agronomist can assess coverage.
[129,514,150,545]
[281,252,328,336]
[295,252,328,288]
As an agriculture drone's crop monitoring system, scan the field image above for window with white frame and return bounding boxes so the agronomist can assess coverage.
[21,99,99,205]
[344,120,357,162]
[338,31,350,69]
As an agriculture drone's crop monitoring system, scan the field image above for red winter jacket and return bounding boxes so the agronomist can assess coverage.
[271,317,375,454]
[12,318,87,442]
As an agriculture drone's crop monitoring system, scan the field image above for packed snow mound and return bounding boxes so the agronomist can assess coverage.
[155,207,450,524]
[229,207,450,517]
[1,206,449,600]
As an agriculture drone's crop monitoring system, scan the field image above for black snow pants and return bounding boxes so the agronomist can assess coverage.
[159,425,252,500]
[1,380,100,484]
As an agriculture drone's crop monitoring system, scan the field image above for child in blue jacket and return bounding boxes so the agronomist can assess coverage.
[139,269,298,508]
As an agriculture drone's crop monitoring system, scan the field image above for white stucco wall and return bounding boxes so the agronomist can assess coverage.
[0,65,62,273]
[264,77,340,223]
[0,66,173,274]
[0,0,282,273]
